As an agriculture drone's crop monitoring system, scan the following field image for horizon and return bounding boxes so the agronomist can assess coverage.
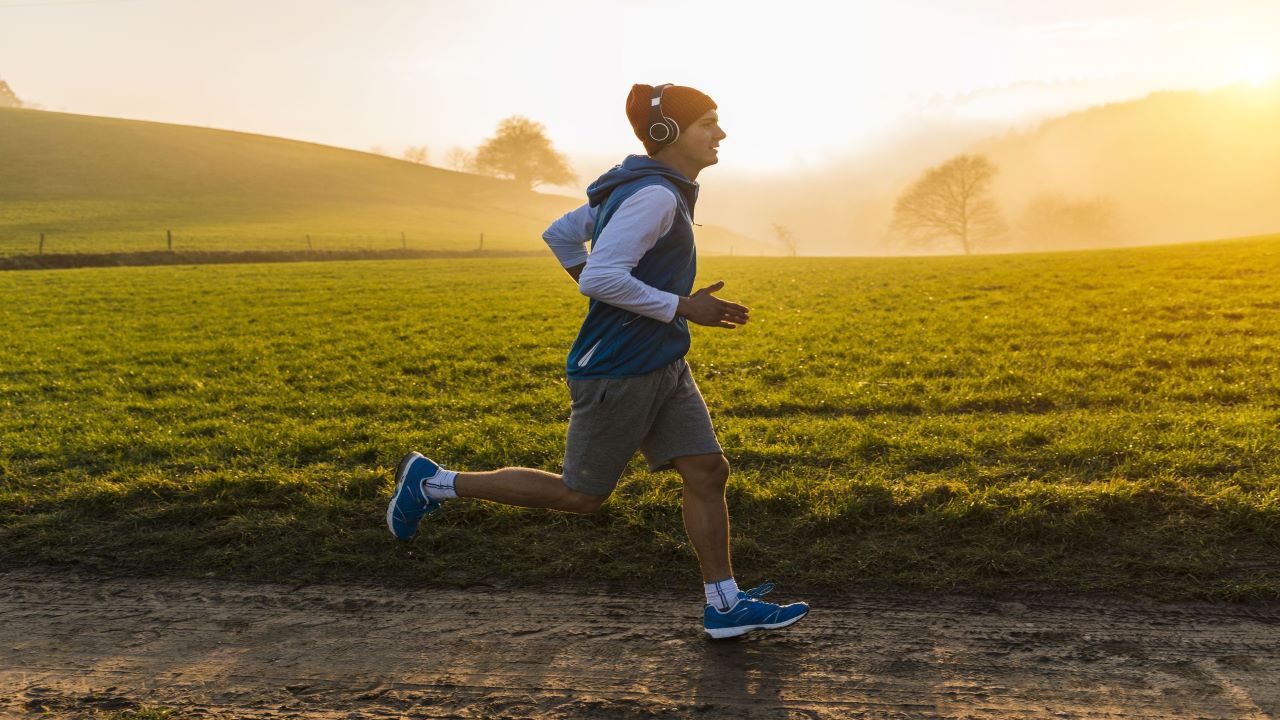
[2,79,1277,258]
[2,0,1278,177]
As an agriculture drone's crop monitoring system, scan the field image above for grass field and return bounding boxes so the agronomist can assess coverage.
[2,235,1279,599]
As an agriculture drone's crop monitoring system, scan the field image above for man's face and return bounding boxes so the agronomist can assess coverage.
[668,109,727,170]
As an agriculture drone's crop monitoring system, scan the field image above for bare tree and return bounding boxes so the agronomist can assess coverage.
[772,223,797,256]
[368,145,389,157]
[474,115,575,191]
[0,80,22,109]
[890,154,1006,254]
[444,146,475,172]
[401,145,429,165]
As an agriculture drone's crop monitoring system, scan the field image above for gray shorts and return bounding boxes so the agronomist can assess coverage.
[562,358,723,497]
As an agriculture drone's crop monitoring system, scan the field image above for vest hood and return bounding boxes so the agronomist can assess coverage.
[586,154,700,214]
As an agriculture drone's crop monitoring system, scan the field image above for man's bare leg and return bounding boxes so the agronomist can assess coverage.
[672,453,733,582]
[455,468,605,514]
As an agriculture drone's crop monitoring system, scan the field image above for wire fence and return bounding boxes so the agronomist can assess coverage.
[0,227,568,270]
[0,229,494,259]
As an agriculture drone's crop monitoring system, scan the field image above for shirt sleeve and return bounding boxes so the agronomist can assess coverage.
[541,203,597,268]
[576,185,681,323]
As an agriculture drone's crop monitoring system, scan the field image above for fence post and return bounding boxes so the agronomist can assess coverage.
[167,229,173,252]
[39,233,44,255]
[401,231,406,250]
[479,232,484,251]
[307,234,312,250]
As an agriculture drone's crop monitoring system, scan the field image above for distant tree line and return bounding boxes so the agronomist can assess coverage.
[380,115,575,192]
[401,145,429,165]
[887,153,1118,254]
[1017,194,1119,249]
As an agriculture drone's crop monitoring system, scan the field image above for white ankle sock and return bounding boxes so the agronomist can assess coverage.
[704,577,741,611]
[421,468,458,500]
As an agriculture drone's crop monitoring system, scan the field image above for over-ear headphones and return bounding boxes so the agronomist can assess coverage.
[647,83,679,146]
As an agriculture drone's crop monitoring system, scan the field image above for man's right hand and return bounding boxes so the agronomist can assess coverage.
[677,281,750,329]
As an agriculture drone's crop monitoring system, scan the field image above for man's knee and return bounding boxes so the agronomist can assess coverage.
[560,487,609,514]
[679,453,730,494]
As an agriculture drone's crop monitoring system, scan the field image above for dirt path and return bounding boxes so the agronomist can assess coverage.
[2,569,1278,719]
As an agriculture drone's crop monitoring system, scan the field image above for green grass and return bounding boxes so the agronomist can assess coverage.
[2,235,1279,599]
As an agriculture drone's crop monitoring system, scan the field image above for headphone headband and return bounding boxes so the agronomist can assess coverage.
[647,83,679,146]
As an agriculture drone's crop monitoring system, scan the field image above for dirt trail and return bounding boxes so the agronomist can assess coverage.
[2,568,1278,719]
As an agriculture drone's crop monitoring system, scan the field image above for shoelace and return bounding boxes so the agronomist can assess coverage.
[707,582,778,616]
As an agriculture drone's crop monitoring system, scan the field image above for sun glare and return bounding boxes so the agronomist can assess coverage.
[1236,48,1279,87]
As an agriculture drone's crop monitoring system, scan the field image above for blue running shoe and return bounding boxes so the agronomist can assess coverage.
[703,582,809,639]
[386,451,442,540]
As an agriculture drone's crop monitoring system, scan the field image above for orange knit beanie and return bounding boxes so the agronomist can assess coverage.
[626,84,717,155]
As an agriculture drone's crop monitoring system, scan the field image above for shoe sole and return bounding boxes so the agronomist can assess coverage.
[704,608,809,639]
[386,451,426,540]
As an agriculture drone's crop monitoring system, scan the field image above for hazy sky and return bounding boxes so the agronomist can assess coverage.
[2,0,1278,173]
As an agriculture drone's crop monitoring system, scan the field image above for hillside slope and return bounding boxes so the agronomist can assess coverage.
[0,108,583,254]
[699,82,1280,255]
[976,83,1280,250]
[0,109,769,257]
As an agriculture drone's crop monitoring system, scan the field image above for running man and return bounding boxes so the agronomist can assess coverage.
[387,83,809,639]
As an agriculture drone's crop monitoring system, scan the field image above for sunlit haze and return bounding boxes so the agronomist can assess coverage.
[2,0,1278,173]
[2,0,1279,255]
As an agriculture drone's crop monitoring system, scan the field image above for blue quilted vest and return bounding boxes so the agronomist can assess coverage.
[565,155,700,379]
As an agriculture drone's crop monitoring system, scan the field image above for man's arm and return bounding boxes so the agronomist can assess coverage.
[576,186,749,328]
[576,186,680,321]
[542,204,596,276]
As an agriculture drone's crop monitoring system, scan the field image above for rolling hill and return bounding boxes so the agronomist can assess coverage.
[697,81,1280,255]
[0,108,767,257]
[977,82,1280,250]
